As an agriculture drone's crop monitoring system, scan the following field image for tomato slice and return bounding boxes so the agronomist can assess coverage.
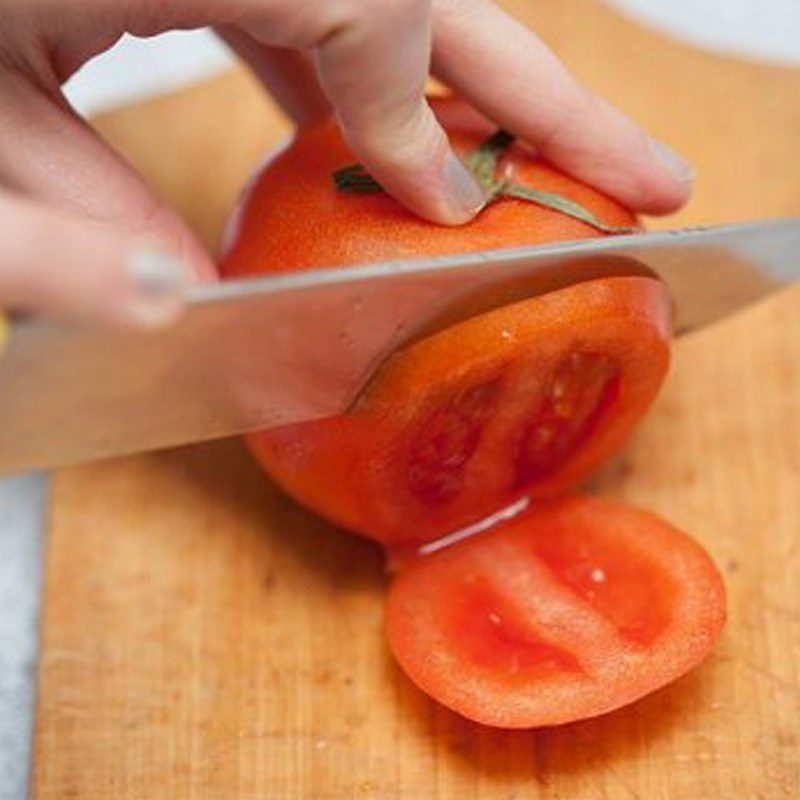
[249,276,671,544]
[385,495,726,728]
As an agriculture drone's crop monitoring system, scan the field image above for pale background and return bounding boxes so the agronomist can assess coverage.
[2,1,799,796]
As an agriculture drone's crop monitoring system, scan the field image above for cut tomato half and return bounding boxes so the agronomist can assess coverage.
[249,275,671,544]
[386,495,726,728]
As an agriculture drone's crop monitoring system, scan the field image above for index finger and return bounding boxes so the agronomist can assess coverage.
[312,0,486,224]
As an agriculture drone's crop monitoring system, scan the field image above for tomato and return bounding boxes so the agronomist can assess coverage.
[386,496,726,728]
[220,95,725,730]
[221,95,670,544]
[254,276,671,544]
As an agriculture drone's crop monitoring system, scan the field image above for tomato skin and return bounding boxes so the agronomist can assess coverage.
[386,496,726,729]
[248,275,671,544]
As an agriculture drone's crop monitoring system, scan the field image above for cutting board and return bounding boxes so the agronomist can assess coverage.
[32,2,800,797]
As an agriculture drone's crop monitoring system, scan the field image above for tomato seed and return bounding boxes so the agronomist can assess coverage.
[408,380,500,505]
[514,353,618,488]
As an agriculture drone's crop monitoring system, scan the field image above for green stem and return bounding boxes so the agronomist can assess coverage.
[331,131,635,235]
[502,184,636,235]
[464,129,514,190]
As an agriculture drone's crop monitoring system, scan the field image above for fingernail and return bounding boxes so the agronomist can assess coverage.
[126,245,189,326]
[648,137,695,184]
[444,151,486,220]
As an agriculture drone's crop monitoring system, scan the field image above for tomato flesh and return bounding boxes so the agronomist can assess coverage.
[513,352,618,488]
[386,496,726,728]
[520,514,674,647]
[407,380,500,506]
[448,579,585,679]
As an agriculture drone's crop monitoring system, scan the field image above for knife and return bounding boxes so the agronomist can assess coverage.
[0,218,798,475]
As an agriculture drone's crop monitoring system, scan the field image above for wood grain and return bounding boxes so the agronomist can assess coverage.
[33,1,800,797]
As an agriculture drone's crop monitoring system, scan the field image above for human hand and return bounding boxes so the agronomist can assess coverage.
[0,0,693,326]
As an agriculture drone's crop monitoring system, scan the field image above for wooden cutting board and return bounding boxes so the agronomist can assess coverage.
[32,2,800,797]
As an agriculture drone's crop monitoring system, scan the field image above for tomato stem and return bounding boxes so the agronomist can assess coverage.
[331,130,636,234]
[464,129,515,191]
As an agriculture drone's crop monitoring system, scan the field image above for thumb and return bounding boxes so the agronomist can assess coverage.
[0,189,190,327]
[0,70,215,280]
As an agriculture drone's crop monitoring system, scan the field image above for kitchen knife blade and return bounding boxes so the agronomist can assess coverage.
[0,218,797,474]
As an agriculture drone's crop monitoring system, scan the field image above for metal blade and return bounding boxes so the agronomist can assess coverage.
[0,218,797,474]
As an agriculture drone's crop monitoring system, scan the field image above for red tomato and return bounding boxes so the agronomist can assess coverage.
[221,95,725,729]
[386,496,726,728]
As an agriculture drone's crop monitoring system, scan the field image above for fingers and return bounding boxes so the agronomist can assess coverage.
[220,0,688,219]
[232,0,484,224]
[0,69,215,279]
[0,189,189,326]
[312,0,484,224]
[104,0,486,224]
[0,70,199,326]
[218,5,485,223]
[431,0,693,214]
[3,0,689,267]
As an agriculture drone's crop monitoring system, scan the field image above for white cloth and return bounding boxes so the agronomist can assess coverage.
[0,474,47,800]
[607,0,800,65]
